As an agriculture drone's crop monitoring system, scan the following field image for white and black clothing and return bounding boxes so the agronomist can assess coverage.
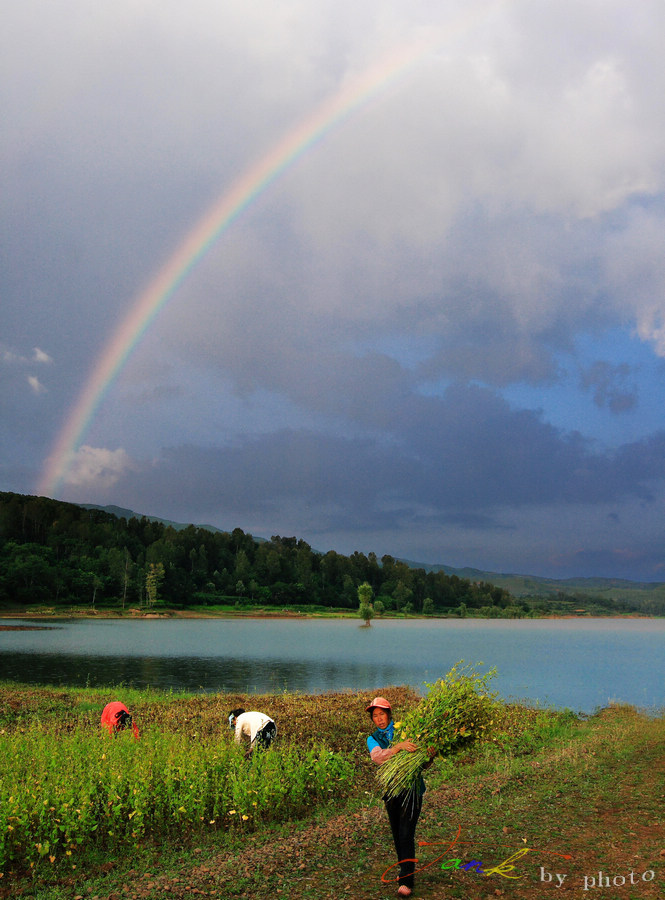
[234,711,276,750]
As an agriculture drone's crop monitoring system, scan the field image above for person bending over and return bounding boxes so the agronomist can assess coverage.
[228,708,276,755]
[101,701,139,739]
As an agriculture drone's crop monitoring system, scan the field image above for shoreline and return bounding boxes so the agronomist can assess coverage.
[0,607,655,625]
[0,607,354,621]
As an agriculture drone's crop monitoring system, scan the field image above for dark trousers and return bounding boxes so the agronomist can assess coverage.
[384,790,423,888]
[255,721,276,750]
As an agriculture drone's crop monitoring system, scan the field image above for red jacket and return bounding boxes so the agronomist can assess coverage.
[101,701,139,739]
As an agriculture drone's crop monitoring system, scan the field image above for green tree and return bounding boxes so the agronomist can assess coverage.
[357,581,374,625]
[91,574,104,608]
[234,550,251,584]
[342,574,356,607]
[108,546,132,608]
[146,562,165,607]
[393,580,413,611]
[359,601,374,626]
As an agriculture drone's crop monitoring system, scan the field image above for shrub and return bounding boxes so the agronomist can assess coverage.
[0,725,353,870]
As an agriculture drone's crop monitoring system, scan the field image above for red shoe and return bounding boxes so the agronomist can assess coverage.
[397,886,412,897]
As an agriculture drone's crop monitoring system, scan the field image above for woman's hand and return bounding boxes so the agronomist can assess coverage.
[393,739,418,753]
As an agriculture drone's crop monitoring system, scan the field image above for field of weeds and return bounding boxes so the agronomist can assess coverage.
[0,682,422,876]
[3,680,660,900]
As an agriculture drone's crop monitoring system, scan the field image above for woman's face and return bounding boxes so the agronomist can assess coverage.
[371,707,391,729]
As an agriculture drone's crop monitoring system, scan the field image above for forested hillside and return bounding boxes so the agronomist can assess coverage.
[0,492,523,615]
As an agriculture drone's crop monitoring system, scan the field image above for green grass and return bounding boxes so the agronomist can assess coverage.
[0,725,352,869]
[1,682,663,899]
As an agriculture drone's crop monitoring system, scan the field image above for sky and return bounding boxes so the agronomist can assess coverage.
[2,0,665,582]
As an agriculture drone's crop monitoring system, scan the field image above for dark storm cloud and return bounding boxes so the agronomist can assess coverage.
[4,1,665,580]
[98,381,665,533]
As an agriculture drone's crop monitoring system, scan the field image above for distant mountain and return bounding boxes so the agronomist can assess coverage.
[78,504,227,536]
[398,559,493,580]
[397,557,665,601]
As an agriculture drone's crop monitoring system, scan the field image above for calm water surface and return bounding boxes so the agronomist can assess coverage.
[1,617,663,713]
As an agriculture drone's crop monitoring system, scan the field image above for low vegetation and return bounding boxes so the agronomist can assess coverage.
[0,728,352,871]
[7,672,663,900]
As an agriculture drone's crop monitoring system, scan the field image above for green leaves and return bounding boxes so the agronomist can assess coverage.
[0,727,353,870]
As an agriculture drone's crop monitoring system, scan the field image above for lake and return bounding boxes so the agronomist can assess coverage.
[1,617,663,714]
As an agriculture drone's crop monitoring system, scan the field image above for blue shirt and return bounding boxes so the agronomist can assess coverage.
[367,719,426,796]
[367,720,394,755]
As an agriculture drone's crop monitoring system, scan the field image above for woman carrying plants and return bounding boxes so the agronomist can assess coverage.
[366,696,435,898]
[370,665,499,896]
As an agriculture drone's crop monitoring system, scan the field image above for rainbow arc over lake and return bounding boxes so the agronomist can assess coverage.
[38,3,501,497]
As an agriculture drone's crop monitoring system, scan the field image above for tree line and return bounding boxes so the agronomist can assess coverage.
[0,492,531,615]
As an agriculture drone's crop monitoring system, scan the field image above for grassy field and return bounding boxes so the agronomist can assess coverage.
[1,681,664,899]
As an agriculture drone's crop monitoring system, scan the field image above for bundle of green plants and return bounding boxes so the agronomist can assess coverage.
[376,662,499,801]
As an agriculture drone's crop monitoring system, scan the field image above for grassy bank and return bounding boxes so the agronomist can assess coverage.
[1,603,653,621]
[1,683,663,899]
[0,604,358,619]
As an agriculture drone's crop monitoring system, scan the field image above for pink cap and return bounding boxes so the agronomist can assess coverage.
[365,695,392,712]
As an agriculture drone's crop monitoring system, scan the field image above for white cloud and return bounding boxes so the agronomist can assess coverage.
[1,346,52,395]
[32,347,52,364]
[1,344,52,366]
[2,344,27,365]
[64,445,136,490]
[27,375,46,395]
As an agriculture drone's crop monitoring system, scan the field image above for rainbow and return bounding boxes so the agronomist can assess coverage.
[38,5,499,497]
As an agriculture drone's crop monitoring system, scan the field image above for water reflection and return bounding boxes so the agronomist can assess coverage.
[0,650,404,694]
